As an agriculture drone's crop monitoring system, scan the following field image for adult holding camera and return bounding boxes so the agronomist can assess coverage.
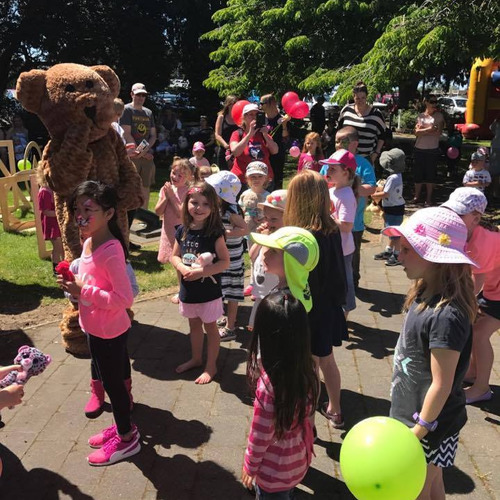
[260,94,291,189]
[230,103,278,185]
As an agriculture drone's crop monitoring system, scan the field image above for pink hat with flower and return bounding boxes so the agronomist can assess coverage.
[258,189,287,212]
[382,207,477,267]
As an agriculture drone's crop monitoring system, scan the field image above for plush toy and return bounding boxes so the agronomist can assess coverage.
[0,346,52,388]
[16,63,143,356]
[239,190,263,233]
[55,260,75,282]
[191,252,217,284]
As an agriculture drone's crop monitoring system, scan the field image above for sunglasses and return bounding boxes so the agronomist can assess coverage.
[260,101,268,106]
[428,100,438,104]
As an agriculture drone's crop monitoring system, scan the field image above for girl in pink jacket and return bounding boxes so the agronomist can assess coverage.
[58,181,140,467]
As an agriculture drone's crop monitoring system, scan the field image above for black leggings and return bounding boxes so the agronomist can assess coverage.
[88,332,132,435]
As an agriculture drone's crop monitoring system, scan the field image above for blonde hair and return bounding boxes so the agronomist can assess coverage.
[197,165,212,180]
[284,170,338,234]
[403,263,477,323]
[113,98,125,115]
[302,132,321,154]
[171,157,193,185]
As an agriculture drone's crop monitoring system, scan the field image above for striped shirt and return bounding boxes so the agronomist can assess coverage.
[244,372,314,493]
[338,105,386,156]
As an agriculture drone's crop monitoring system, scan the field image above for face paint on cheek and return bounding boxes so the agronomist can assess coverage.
[76,215,93,227]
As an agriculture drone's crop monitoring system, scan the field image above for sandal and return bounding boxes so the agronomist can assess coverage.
[320,402,344,429]
[216,316,227,327]
[219,327,236,342]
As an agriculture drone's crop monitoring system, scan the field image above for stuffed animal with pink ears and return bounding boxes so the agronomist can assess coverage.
[191,252,216,283]
[0,346,52,388]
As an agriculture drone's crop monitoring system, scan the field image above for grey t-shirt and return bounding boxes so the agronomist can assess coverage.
[120,104,155,145]
[390,296,472,446]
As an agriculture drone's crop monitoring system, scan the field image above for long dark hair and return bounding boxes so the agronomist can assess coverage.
[181,182,225,240]
[70,180,128,259]
[247,290,319,439]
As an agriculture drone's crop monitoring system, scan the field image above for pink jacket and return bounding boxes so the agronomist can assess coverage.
[78,239,133,338]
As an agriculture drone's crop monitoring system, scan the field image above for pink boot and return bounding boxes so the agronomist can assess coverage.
[125,378,134,411]
[85,379,105,418]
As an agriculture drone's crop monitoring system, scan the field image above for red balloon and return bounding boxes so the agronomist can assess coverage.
[289,100,309,119]
[231,100,250,126]
[281,92,300,114]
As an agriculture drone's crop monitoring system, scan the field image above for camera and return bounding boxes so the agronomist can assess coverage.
[255,111,266,129]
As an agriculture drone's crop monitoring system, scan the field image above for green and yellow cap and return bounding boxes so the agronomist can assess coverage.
[250,226,319,312]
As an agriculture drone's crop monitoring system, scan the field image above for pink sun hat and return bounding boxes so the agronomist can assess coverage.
[382,207,477,267]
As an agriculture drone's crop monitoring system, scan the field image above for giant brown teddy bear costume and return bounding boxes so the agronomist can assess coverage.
[16,63,143,356]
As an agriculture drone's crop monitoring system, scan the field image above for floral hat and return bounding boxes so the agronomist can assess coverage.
[257,189,287,212]
[206,170,241,205]
[382,207,477,266]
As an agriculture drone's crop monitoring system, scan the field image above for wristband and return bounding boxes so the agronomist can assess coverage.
[413,412,438,432]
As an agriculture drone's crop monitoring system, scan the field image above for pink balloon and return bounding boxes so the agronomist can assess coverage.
[289,146,301,157]
[289,100,309,119]
[282,92,300,114]
[447,146,459,160]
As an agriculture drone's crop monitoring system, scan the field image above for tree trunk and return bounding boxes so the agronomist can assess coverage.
[398,77,419,108]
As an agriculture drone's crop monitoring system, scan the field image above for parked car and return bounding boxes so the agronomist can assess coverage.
[438,96,467,118]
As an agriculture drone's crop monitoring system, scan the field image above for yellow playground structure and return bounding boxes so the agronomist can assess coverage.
[0,139,50,259]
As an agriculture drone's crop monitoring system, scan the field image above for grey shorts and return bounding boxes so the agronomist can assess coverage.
[132,157,156,188]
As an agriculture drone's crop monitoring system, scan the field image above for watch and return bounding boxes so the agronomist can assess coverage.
[413,412,438,432]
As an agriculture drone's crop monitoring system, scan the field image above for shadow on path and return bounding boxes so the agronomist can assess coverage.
[346,321,399,359]
[0,444,94,500]
[356,287,405,318]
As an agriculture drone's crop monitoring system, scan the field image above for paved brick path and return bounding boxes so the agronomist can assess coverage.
[0,245,498,499]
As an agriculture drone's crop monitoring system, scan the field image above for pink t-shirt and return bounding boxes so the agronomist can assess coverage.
[329,186,356,256]
[297,152,324,172]
[78,239,134,338]
[467,225,500,300]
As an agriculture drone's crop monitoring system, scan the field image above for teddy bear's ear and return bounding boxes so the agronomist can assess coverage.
[91,65,120,98]
[16,70,47,114]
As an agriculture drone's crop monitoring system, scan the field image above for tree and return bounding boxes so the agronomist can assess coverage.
[203,0,500,106]
[300,0,500,106]
[0,1,173,100]
[202,0,413,97]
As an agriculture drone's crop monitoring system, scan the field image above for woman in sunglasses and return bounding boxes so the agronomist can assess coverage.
[413,95,445,206]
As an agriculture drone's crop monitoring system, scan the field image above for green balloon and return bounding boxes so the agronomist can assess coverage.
[340,417,426,500]
[17,159,32,171]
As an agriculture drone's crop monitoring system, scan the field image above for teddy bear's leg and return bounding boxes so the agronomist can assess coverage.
[54,194,82,261]
[60,303,90,357]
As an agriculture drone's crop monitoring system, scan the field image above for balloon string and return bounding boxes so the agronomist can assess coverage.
[270,123,282,137]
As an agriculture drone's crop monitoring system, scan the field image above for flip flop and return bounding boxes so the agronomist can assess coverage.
[465,390,493,405]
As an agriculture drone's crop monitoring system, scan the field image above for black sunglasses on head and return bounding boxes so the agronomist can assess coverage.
[428,100,438,104]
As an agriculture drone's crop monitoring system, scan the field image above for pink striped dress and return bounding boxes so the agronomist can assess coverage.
[244,371,314,493]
